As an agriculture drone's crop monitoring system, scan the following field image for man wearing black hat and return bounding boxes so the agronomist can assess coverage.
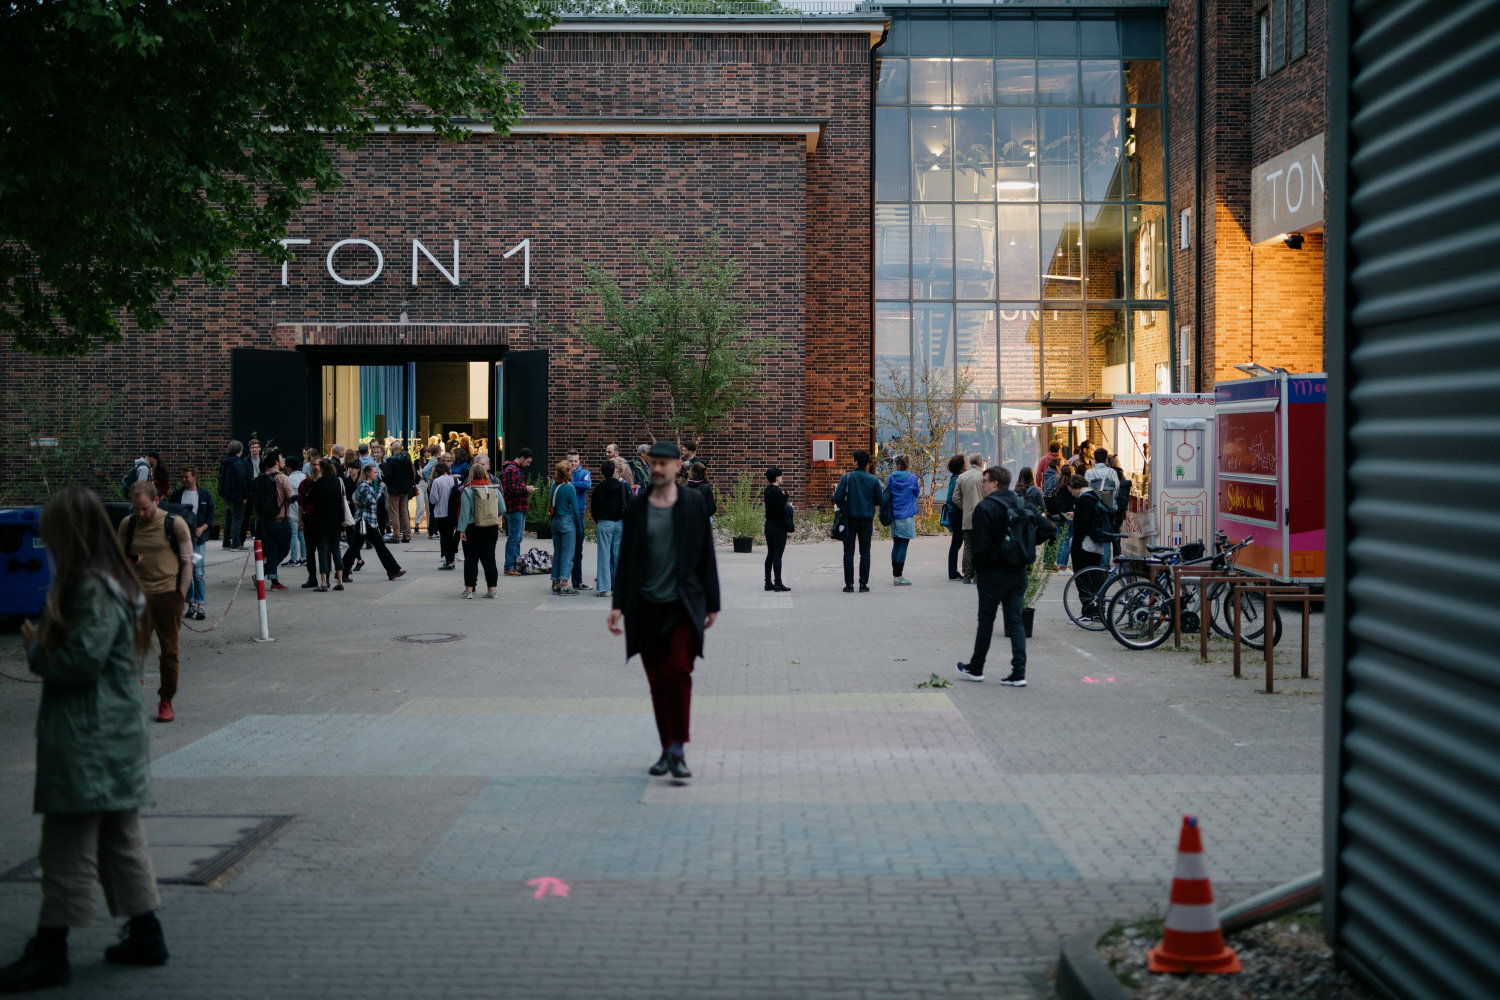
[607,441,721,780]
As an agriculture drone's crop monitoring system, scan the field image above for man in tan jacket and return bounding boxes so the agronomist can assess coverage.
[954,452,986,582]
[118,482,193,722]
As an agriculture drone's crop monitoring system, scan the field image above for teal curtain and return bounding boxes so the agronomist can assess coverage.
[358,365,413,444]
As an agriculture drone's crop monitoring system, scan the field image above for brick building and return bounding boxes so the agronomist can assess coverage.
[2,2,1329,503]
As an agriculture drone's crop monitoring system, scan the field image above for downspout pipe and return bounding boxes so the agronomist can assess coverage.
[1194,0,1204,392]
[1220,871,1323,936]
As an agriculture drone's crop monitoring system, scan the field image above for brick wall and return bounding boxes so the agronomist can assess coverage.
[0,27,874,508]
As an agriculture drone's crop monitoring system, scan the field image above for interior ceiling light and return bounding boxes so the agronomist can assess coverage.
[995,180,1036,190]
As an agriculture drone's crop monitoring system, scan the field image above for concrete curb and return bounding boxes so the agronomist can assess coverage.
[1056,928,1132,1000]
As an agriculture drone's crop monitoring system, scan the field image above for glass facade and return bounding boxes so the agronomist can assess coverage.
[875,8,1173,464]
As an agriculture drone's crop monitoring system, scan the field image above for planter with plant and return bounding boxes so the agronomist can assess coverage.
[721,474,762,553]
[526,473,553,539]
[1005,546,1055,639]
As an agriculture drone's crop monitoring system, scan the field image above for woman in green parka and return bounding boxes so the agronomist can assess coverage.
[0,488,170,993]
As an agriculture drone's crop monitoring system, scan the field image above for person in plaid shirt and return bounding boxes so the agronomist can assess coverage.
[500,448,536,576]
[342,464,405,581]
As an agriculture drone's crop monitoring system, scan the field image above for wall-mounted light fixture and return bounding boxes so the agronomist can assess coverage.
[1283,233,1304,249]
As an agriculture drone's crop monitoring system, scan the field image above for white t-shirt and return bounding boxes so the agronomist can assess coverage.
[286,471,306,523]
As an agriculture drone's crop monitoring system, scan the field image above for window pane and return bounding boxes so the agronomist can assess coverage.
[875,205,911,299]
[1131,307,1173,393]
[912,109,952,201]
[954,108,995,198]
[1042,308,1085,393]
[1039,108,1080,200]
[995,59,1037,106]
[877,58,908,105]
[995,109,1038,201]
[1079,16,1120,56]
[957,306,999,397]
[911,58,951,105]
[1082,107,1124,200]
[1037,59,1080,104]
[1270,0,1286,71]
[953,60,994,105]
[1042,204,1082,299]
[956,402,1000,467]
[1121,14,1163,58]
[912,204,954,299]
[1125,60,1161,104]
[915,303,955,384]
[954,15,993,56]
[954,205,997,300]
[910,17,950,57]
[997,205,1040,298]
[1083,203,1124,300]
[1126,107,1164,201]
[1290,0,1306,59]
[995,14,1035,56]
[1081,60,1122,105]
[1088,307,1129,393]
[1128,204,1168,300]
[998,306,1042,399]
[882,17,908,56]
[876,303,912,376]
[1037,15,1077,56]
[876,108,910,202]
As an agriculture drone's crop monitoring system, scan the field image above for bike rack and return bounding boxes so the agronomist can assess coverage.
[1229,581,1321,692]
[1168,567,1249,661]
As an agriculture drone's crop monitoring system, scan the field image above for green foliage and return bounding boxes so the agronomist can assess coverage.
[0,378,121,506]
[576,227,781,448]
[525,471,554,526]
[1025,541,1057,609]
[719,474,763,541]
[915,673,954,689]
[873,359,977,517]
[0,1,552,356]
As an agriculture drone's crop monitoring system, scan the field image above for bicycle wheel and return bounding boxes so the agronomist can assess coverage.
[1063,567,1111,630]
[1210,585,1285,650]
[1106,580,1177,650]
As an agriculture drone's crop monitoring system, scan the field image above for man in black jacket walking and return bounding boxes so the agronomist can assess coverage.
[217,440,250,549]
[381,442,417,543]
[607,441,721,780]
[957,466,1056,686]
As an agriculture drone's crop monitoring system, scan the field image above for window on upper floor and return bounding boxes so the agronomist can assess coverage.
[1260,0,1307,80]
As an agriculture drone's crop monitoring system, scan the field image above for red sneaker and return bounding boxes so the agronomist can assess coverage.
[388,570,406,581]
[269,582,289,591]
[157,701,174,723]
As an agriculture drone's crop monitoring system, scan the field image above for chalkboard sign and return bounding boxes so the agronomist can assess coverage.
[1217,410,1278,478]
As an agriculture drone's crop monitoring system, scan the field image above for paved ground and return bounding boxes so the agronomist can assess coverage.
[0,532,1325,999]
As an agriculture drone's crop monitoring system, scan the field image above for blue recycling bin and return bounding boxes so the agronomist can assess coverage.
[0,507,50,617]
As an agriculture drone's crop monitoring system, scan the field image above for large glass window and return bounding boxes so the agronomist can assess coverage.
[875,11,1171,463]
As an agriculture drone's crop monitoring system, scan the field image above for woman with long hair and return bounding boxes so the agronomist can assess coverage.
[456,456,503,599]
[886,455,921,585]
[0,488,168,991]
[548,460,580,596]
[307,458,347,592]
[943,454,967,581]
[343,463,405,582]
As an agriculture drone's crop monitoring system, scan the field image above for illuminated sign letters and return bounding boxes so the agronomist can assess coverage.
[1250,133,1326,244]
[276,237,532,288]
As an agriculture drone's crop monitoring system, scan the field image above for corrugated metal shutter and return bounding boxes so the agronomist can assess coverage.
[1326,0,1500,997]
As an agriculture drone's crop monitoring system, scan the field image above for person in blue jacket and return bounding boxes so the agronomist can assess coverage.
[548,460,581,596]
[885,455,922,586]
[567,448,592,590]
[833,449,884,593]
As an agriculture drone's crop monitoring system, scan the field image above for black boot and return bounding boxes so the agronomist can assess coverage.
[104,912,168,967]
[0,928,70,993]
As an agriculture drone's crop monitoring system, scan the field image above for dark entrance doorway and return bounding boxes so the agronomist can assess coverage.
[229,347,548,469]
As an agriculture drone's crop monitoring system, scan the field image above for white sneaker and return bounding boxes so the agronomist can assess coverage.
[956,663,984,682]
[462,591,474,600]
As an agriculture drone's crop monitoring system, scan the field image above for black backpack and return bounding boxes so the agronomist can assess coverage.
[120,462,145,499]
[997,497,1039,567]
[252,474,281,522]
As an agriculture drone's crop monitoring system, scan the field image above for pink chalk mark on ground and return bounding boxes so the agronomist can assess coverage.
[1081,676,1118,684]
[526,877,570,899]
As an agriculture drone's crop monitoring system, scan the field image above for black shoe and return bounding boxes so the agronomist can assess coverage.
[194,608,207,621]
[956,662,984,682]
[104,913,168,967]
[575,583,591,591]
[765,582,775,592]
[999,674,1028,688]
[668,755,692,779]
[648,752,673,776]
[354,559,365,571]
[0,935,70,992]
[858,585,871,593]
[774,584,792,592]
[300,580,318,589]
[843,585,855,593]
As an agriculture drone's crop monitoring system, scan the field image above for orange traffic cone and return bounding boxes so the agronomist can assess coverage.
[1147,816,1241,974]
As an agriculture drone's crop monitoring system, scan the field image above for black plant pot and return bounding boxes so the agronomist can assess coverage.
[732,536,753,553]
[1004,606,1036,638]
[532,524,551,540]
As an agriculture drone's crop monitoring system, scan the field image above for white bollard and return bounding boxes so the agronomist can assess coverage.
[252,539,275,643]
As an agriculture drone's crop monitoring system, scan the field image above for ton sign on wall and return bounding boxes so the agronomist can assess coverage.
[1250,134,1326,245]
[274,237,532,287]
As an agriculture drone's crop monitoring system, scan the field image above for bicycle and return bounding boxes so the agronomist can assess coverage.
[1104,536,1284,651]
[1061,536,1217,632]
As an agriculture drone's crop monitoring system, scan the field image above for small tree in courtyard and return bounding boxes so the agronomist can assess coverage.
[873,360,977,516]
[576,228,781,448]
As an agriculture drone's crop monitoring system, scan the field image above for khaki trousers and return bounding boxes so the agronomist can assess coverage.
[961,533,976,579]
[144,590,183,701]
[387,491,412,540]
[38,810,160,928]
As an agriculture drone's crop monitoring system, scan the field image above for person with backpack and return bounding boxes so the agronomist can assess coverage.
[1047,462,1077,571]
[833,449,884,593]
[251,450,293,592]
[1084,447,1120,568]
[116,481,192,722]
[548,460,580,596]
[1067,473,1120,614]
[120,456,151,501]
[167,467,214,621]
[217,440,250,549]
[884,455,921,586]
[0,488,169,993]
[343,463,406,583]
[956,466,1056,687]
[456,457,504,599]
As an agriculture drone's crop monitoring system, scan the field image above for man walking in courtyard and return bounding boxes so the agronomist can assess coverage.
[607,441,720,781]
[954,452,986,582]
[957,466,1054,686]
[118,482,193,722]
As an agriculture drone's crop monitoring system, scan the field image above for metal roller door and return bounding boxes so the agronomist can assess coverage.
[1325,0,1500,997]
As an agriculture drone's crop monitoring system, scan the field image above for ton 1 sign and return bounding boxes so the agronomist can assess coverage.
[275,237,532,288]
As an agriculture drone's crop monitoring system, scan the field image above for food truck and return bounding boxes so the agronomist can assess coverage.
[1213,372,1327,583]
[1018,393,1218,556]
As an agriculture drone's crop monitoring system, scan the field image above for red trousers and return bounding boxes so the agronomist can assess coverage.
[638,604,696,748]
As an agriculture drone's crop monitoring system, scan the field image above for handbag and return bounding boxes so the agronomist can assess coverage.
[940,502,952,529]
[878,484,894,527]
[783,502,795,532]
[830,508,849,541]
[339,489,356,528]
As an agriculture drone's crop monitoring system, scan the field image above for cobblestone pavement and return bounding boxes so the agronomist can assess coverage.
[0,534,1325,999]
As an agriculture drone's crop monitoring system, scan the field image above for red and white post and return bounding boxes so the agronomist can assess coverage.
[252,539,274,643]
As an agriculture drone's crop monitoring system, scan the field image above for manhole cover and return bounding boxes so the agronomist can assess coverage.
[0,814,293,887]
[395,632,465,644]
